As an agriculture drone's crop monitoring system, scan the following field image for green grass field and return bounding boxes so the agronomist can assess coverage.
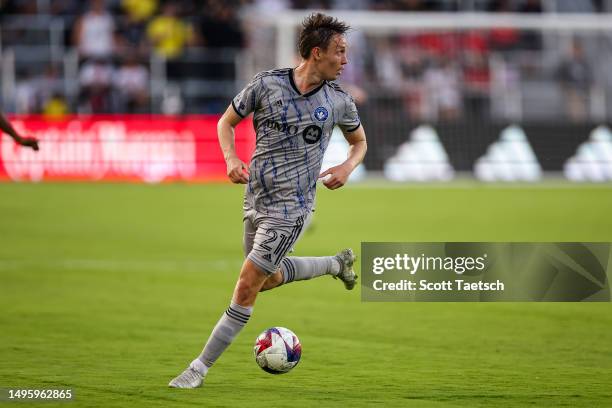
[1,182,612,407]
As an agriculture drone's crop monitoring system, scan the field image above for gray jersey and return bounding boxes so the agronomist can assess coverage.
[232,68,360,220]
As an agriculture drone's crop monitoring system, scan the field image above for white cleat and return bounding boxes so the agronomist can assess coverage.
[168,367,204,388]
[333,248,358,290]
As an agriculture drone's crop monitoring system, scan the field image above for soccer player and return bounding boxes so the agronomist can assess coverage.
[0,111,39,150]
[169,12,367,388]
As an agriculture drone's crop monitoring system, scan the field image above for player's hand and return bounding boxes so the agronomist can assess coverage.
[319,164,350,190]
[226,156,249,184]
[15,136,39,151]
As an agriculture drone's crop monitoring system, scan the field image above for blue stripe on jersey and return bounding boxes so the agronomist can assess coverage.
[290,98,302,122]
[266,93,273,114]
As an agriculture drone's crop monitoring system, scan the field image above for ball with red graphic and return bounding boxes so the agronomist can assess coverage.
[253,327,301,374]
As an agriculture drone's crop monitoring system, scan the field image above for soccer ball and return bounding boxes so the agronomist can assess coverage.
[253,327,301,374]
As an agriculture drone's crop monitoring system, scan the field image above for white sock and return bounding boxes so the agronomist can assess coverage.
[195,302,252,371]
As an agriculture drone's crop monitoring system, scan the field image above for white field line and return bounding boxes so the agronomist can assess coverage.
[0,258,243,273]
[346,181,612,190]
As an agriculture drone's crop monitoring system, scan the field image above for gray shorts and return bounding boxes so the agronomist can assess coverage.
[243,208,313,275]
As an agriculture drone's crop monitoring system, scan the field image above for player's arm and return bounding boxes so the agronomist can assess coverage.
[0,111,39,151]
[217,105,248,184]
[319,125,367,190]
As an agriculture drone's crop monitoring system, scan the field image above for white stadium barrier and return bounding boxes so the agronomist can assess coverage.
[564,126,612,182]
[474,125,542,182]
[383,125,454,182]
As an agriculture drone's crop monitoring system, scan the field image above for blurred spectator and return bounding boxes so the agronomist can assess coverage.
[199,1,244,49]
[73,0,116,60]
[79,58,116,113]
[489,28,520,52]
[14,71,39,114]
[121,0,157,22]
[462,30,489,55]
[487,0,520,52]
[371,38,402,88]
[116,0,154,59]
[398,40,426,120]
[116,19,150,59]
[557,41,592,122]
[462,51,491,119]
[14,65,64,114]
[243,0,291,70]
[0,0,608,121]
[114,55,150,112]
[415,32,459,58]
[37,65,64,110]
[424,57,462,121]
[160,83,183,114]
[146,1,195,60]
[42,93,70,119]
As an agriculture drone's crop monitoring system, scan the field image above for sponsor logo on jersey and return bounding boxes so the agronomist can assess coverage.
[314,106,329,122]
[263,253,272,262]
[263,118,299,135]
[302,125,322,144]
[275,100,283,108]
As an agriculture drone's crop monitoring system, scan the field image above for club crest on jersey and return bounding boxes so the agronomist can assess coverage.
[314,106,328,122]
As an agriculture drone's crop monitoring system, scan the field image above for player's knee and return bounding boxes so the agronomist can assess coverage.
[234,262,268,304]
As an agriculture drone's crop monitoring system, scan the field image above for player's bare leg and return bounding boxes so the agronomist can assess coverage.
[168,259,267,388]
[261,270,284,291]
[260,249,357,292]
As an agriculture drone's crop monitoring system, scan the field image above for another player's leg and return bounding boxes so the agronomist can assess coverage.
[168,258,267,388]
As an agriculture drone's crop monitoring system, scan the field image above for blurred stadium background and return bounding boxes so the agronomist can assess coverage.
[1,1,612,407]
[1,0,612,181]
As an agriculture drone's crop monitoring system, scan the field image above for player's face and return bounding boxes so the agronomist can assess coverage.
[317,34,348,81]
